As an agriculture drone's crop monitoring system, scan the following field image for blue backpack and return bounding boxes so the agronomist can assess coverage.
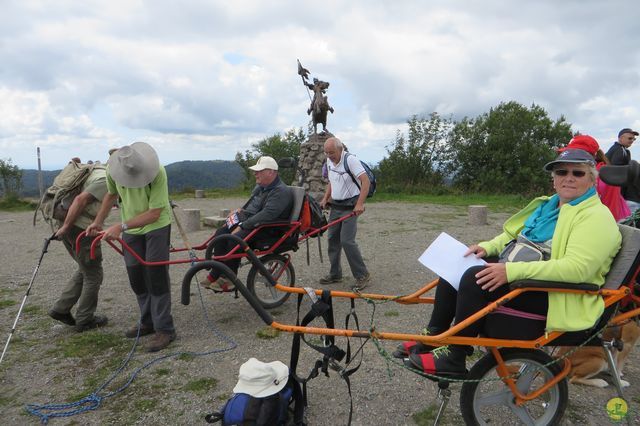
[205,379,303,425]
[343,153,376,198]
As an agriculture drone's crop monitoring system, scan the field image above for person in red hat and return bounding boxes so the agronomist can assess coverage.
[561,134,630,221]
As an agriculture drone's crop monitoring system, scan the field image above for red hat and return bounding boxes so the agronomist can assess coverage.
[557,134,599,156]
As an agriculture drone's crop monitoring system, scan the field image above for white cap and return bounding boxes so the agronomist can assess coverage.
[248,156,279,171]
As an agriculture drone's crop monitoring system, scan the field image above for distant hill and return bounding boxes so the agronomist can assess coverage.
[17,160,246,197]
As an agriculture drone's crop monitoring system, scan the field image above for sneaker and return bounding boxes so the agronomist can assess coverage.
[199,275,215,289]
[145,331,177,352]
[209,276,236,293]
[124,324,155,338]
[319,275,343,285]
[49,309,76,326]
[352,273,371,291]
[75,314,108,332]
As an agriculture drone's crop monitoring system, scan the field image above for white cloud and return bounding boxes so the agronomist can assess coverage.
[2,1,640,168]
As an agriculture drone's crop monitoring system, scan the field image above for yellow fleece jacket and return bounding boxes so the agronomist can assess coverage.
[478,194,621,332]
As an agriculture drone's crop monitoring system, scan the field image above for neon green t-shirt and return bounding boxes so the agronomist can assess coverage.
[106,165,171,235]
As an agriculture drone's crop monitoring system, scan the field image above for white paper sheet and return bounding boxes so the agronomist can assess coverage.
[418,232,486,290]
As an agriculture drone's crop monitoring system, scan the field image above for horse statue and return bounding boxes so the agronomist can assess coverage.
[306,78,334,134]
[298,60,334,134]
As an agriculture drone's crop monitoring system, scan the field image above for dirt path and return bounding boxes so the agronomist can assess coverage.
[0,199,638,425]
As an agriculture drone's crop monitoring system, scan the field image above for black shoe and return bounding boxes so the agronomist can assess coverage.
[75,314,108,332]
[49,309,76,326]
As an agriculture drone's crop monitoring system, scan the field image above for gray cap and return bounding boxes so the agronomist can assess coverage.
[543,148,595,172]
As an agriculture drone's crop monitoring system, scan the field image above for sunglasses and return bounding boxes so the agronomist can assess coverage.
[553,169,587,178]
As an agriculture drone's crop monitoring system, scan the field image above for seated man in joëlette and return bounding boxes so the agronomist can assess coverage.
[200,156,293,292]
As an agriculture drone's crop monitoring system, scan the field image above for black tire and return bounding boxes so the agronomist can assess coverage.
[246,254,295,309]
[204,238,215,260]
[460,348,568,426]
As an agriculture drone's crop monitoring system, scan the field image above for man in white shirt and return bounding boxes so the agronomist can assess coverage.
[319,137,371,290]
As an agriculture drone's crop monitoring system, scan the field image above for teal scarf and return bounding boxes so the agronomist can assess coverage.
[521,187,597,243]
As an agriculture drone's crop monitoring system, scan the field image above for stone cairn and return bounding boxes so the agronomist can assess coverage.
[294,131,334,200]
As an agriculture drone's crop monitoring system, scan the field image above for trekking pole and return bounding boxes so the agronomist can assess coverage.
[0,234,55,364]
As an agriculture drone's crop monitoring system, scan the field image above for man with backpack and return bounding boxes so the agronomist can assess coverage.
[48,158,110,332]
[87,142,176,352]
[319,137,371,291]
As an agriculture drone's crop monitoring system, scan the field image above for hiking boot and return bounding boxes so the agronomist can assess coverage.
[352,273,371,291]
[75,314,108,332]
[145,331,176,352]
[49,309,76,326]
[319,275,343,285]
[124,324,155,338]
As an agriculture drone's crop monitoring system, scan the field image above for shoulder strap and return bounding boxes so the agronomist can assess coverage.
[343,153,361,190]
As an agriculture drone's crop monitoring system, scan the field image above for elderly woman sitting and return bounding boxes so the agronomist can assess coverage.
[398,148,621,376]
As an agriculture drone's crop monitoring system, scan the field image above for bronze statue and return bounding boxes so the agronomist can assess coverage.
[298,60,334,134]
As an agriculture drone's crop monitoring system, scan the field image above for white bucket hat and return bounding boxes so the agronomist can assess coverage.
[108,142,160,188]
[248,156,279,171]
[232,358,289,398]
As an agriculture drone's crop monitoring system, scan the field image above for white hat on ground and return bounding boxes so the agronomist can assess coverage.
[232,358,289,398]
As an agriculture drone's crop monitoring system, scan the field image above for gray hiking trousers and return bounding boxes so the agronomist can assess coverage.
[327,207,368,279]
[53,225,103,324]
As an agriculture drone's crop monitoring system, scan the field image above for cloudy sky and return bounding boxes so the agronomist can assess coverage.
[2,0,639,169]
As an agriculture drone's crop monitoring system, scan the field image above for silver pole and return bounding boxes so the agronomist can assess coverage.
[37,147,43,199]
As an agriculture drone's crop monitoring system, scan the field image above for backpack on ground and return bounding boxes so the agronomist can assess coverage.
[32,161,104,229]
[205,365,305,425]
[299,194,328,237]
[343,153,376,198]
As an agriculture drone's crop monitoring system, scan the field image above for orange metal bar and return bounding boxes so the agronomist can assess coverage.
[489,348,571,405]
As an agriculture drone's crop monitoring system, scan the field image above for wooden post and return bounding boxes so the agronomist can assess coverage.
[194,190,205,198]
[468,205,488,226]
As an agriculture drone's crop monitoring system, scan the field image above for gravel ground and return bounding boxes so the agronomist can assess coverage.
[0,198,638,425]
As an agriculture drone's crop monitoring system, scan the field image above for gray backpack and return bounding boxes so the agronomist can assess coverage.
[33,161,104,230]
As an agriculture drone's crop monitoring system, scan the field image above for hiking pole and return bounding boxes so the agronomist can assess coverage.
[0,234,54,364]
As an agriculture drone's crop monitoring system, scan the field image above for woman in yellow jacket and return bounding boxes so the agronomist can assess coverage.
[402,148,621,376]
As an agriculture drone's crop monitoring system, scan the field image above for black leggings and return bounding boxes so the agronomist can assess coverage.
[428,265,548,338]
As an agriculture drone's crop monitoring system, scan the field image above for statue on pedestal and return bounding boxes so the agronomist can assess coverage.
[297,59,334,134]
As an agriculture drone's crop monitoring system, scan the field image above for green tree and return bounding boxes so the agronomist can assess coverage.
[378,113,453,193]
[236,128,305,187]
[445,102,572,195]
[0,158,23,200]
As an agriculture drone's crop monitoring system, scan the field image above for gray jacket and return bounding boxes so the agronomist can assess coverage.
[240,176,293,230]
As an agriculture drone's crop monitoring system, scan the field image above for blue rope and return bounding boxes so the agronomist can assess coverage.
[25,265,237,424]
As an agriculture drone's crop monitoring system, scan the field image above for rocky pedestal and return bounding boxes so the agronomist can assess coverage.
[295,131,333,200]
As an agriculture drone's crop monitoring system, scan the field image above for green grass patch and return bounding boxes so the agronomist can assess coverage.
[48,332,129,359]
[134,399,159,411]
[182,377,218,394]
[256,326,280,339]
[0,299,17,309]
[170,187,250,200]
[383,310,399,317]
[23,305,43,315]
[0,197,36,212]
[371,192,528,212]
[412,404,439,425]
[155,368,171,376]
[178,353,196,362]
